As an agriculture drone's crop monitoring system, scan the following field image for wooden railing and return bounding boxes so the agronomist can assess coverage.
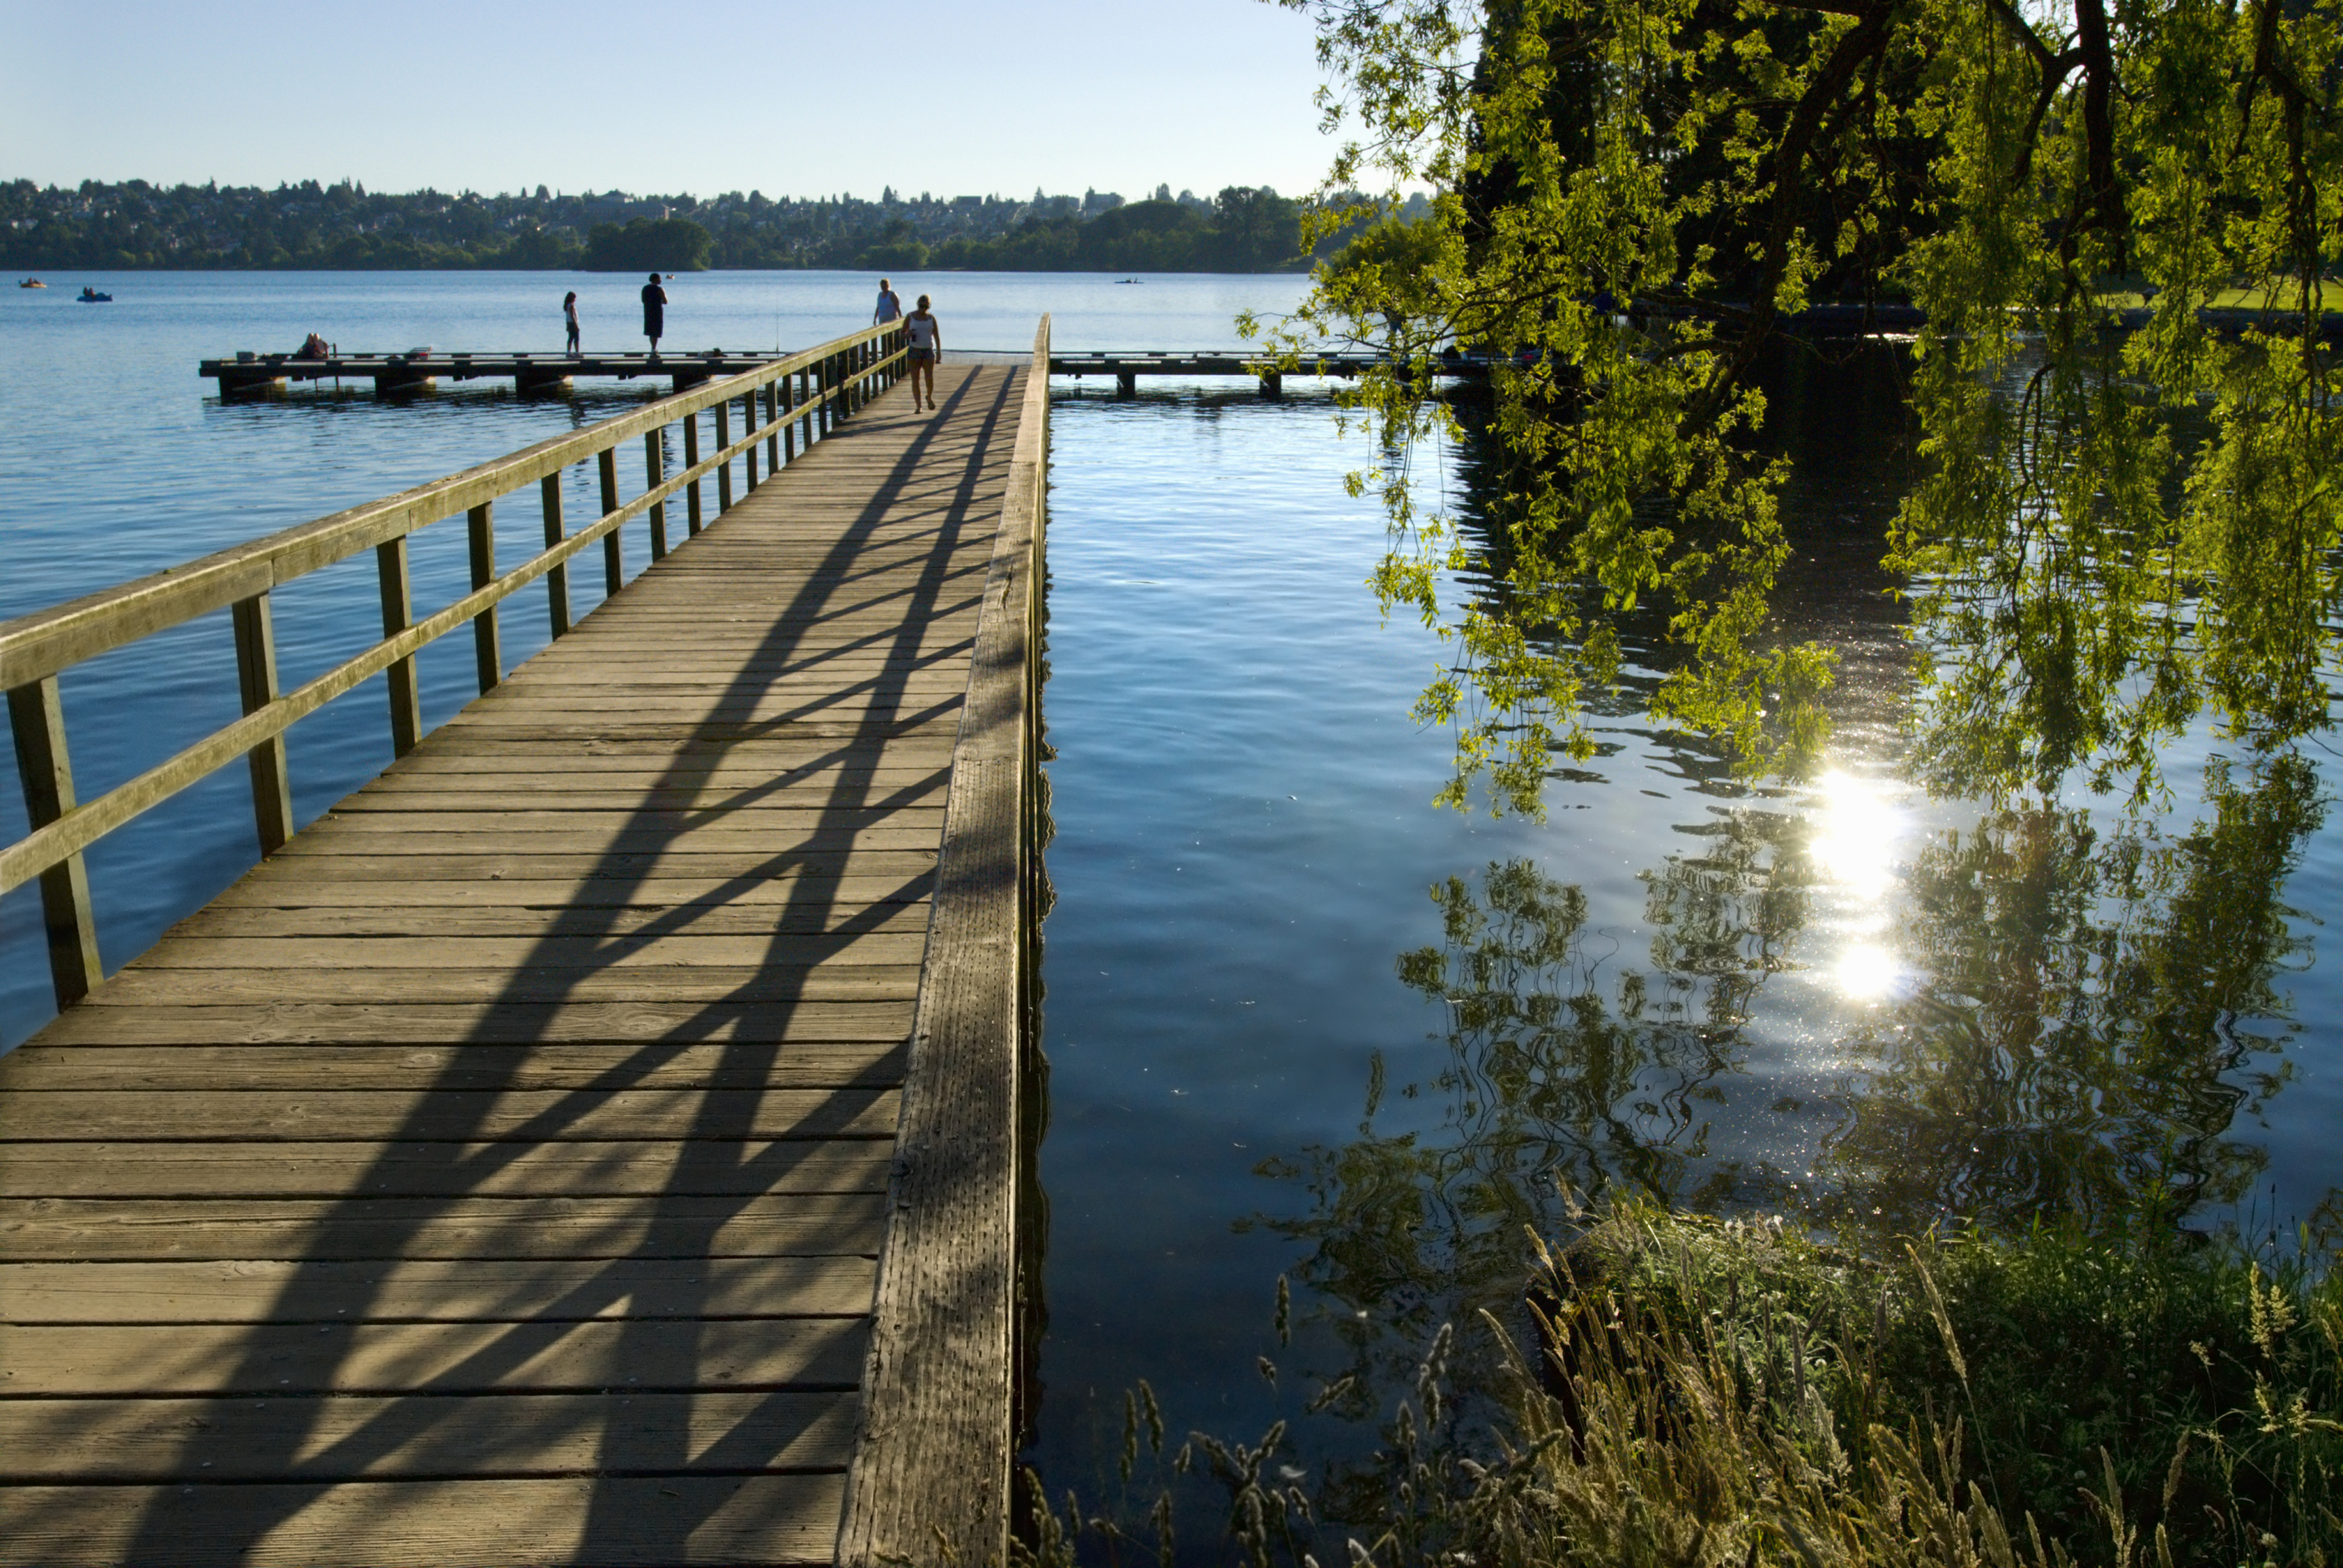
[2,319,908,1010]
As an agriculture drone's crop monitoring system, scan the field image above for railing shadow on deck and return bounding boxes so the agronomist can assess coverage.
[0,314,1059,1556]
[115,365,1024,1564]
[0,358,1035,1563]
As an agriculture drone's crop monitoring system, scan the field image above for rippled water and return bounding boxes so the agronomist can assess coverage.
[1025,347,2343,1527]
[5,272,2339,1542]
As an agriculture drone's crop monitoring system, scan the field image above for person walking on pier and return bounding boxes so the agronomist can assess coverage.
[873,277,902,326]
[641,272,668,360]
[563,291,580,356]
[905,293,940,411]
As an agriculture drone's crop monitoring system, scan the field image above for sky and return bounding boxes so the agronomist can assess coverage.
[1,0,1345,203]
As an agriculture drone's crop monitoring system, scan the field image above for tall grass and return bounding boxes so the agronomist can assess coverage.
[1020,1203,2341,1568]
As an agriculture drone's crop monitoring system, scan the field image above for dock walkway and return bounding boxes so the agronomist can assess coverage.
[0,344,1043,1565]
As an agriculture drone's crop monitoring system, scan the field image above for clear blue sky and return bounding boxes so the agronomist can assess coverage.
[1,0,1341,202]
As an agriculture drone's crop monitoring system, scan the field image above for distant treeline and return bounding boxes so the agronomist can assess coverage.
[0,179,1411,273]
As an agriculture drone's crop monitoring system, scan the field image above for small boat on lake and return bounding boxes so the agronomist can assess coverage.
[77,287,112,303]
[19,278,44,289]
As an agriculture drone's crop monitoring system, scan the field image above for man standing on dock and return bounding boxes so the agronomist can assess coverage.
[873,277,902,326]
[641,272,668,360]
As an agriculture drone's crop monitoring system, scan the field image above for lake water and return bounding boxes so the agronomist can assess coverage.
[5,271,2339,1539]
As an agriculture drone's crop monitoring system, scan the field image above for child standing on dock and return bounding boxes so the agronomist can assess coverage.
[906,294,939,411]
[641,272,668,359]
[563,291,580,356]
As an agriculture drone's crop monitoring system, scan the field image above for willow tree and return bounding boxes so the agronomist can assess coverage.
[1266,0,2343,811]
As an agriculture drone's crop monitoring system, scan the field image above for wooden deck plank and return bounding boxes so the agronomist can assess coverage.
[0,1315,868,1395]
[19,1000,916,1045]
[0,1195,889,1261]
[76,968,921,1006]
[124,934,931,969]
[0,1044,906,1092]
[0,1474,845,1567]
[0,1141,893,1199]
[0,1087,898,1142]
[0,1390,857,1481]
[0,1255,875,1322]
[0,1199,881,1256]
[0,360,1030,1565]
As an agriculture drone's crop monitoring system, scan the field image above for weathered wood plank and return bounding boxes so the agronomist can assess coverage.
[123,933,930,970]
[839,331,1047,1568]
[0,1389,857,1481]
[0,1086,899,1142]
[0,1140,893,1199]
[0,1194,888,1261]
[0,1254,875,1322]
[151,904,931,941]
[0,1473,845,1566]
[0,1042,905,1092]
[214,865,937,896]
[77,967,921,1005]
[20,999,914,1045]
[0,1314,868,1395]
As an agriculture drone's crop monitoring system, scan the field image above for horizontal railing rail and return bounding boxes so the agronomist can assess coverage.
[5,318,908,1010]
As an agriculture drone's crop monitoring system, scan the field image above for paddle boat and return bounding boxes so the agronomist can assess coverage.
[77,287,112,302]
[18,277,44,289]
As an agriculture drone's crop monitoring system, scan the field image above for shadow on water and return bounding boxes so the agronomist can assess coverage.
[13,371,1021,1560]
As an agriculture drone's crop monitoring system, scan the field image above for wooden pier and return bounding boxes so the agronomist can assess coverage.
[4,320,1049,1566]
[203,349,811,398]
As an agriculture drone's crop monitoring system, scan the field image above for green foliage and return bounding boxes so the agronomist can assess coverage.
[581,216,712,272]
[1265,0,2343,813]
[0,178,1323,273]
[1024,1206,2343,1568]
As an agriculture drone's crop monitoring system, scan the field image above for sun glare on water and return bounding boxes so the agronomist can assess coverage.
[1806,769,1908,1001]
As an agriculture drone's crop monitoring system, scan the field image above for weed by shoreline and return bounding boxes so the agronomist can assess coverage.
[1026,1203,2341,1568]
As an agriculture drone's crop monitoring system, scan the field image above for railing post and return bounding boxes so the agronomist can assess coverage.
[230,592,295,854]
[598,447,622,596]
[377,537,424,757]
[765,381,781,470]
[781,373,797,462]
[644,430,668,560]
[743,391,761,492]
[714,398,734,513]
[820,356,833,436]
[541,474,571,638]
[6,677,101,1008]
[468,501,500,693]
[683,411,703,535]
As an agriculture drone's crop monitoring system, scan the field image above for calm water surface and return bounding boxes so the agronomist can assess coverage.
[4,272,2338,1540]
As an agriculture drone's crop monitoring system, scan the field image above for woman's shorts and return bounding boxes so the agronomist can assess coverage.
[908,347,935,362]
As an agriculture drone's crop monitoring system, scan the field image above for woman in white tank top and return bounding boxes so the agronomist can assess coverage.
[904,295,941,412]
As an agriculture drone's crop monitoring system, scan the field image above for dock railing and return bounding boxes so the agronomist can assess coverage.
[3,319,907,1011]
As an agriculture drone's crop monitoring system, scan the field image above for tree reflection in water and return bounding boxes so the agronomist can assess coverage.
[1252,756,2323,1518]
[1827,753,2324,1238]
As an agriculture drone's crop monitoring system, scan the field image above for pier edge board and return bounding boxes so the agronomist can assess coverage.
[835,321,1049,1568]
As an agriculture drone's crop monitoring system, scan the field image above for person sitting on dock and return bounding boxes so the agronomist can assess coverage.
[905,294,940,411]
[873,277,902,326]
[293,332,330,360]
[641,272,668,360]
[563,291,580,356]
